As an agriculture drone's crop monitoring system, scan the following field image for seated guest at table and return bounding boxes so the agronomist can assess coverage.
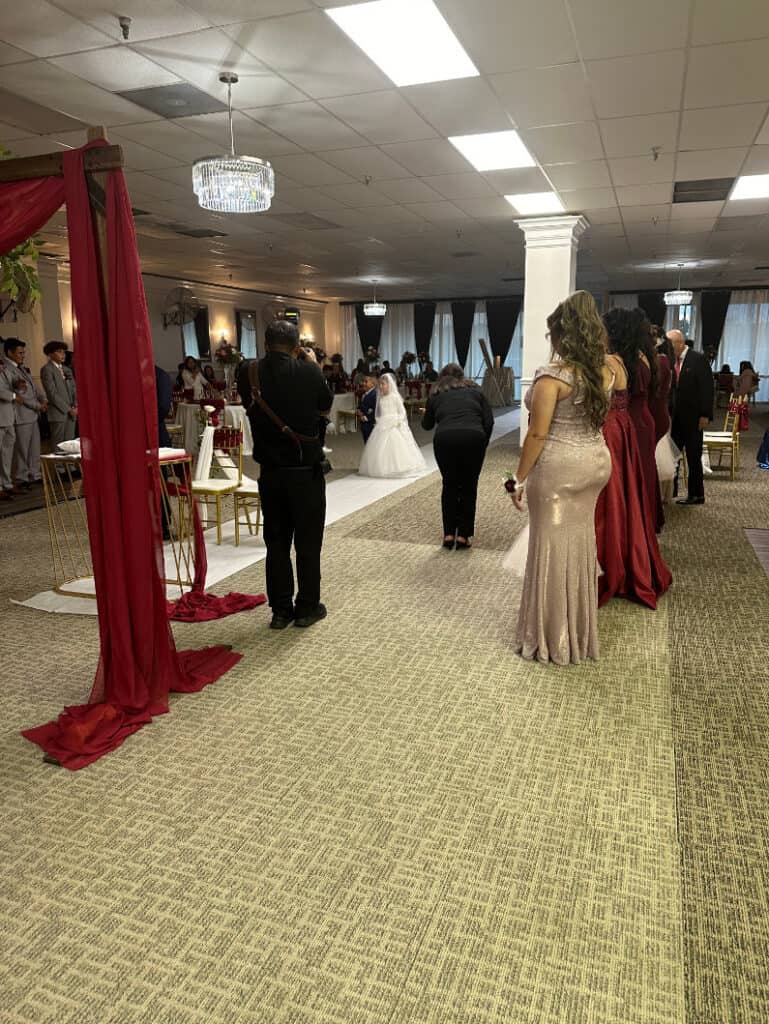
[422,363,493,549]
[351,359,367,386]
[719,363,732,375]
[181,356,205,398]
[424,360,438,383]
[41,341,77,451]
[381,360,393,377]
[174,362,185,390]
[737,360,759,398]
[203,364,216,386]
[328,354,348,393]
[358,376,377,442]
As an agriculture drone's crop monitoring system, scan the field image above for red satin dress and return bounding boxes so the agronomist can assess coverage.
[596,388,672,609]
[629,359,664,532]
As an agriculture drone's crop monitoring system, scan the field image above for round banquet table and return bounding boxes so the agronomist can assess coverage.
[174,401,252,457]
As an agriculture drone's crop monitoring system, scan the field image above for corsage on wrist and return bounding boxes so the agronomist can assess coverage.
[503,473,524,496]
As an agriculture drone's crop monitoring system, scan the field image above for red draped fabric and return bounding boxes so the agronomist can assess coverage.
[4,143,243,769]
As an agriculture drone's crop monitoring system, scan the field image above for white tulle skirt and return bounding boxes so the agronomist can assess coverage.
[358,417,426,479]
[655,431,680,482]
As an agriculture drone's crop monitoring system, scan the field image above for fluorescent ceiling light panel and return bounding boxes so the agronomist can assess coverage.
[448,130,535,172]
[327,0,479,87]
[730,173,769,200]
[505,192,565,215]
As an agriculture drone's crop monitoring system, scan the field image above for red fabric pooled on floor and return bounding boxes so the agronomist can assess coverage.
[168,590,266,621]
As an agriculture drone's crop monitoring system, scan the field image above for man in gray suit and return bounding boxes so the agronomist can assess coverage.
[41,341,77,450]
[3,338,47,488]
[0,357,22,500]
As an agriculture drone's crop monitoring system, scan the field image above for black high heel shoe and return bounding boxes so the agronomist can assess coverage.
[442,536,455,550]
[455,537,472,550]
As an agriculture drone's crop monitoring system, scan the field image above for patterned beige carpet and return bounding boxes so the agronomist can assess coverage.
[2,410,768,1024]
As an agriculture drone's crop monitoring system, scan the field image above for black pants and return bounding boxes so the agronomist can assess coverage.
[433,429,488,537]
[258,466,326,615]
[672,415,704,500]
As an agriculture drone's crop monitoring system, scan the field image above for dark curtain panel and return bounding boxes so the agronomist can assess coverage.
[637,292,667,330]
[355,303,385,354]
[194,306,210,360]
[486,297,523,364]
[235,309,242,349]
[451,301,476,369]
[413,302,436,355]
[700,290,732,355]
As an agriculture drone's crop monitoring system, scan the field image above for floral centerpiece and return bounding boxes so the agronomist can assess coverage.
[214,340,243,390]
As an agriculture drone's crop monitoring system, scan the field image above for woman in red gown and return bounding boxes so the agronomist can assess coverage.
[648,329,672,442]
[595,347,672,608]
[603,308,664,532]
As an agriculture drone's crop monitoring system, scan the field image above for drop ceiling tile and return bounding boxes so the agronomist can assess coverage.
[756,112,769,146]
[561,187,618,211]
[404,201,471,224]
[2,2,113,57]
[482,167,551,193]
[692,0,769,45]
[452,196,516,219]
[670,200,725,220]
[521,122,604,164]
[146,165,199,188]
[609,155,675,186]
[0,136,68,157]
[679,104,767,149]
[599,112,679,158]
[50,48,181,93]
[581,207,622,224]
[184,0,312,24]
[375,178,443,204]
[115,120,216,162]
[401,78,513,136]
[570,0,689,60]
[321,91,437,146]
[0,121,35,143]
[99,132,184,171]
[0,41,35,65]
[422,173,497,200]
[686,41,769,109]
[364,206,428,226]
[490,63,593,129]
[56,0,211,41]
[722,198,769,218]
[174,112,301,157]
[587,53,684,119]
[0,61,161,126]
[617,183,672,206]
[319,182,394,207]
[666,218,717,235]
[136,30,304,108]
[742,145,769,174]
[247,101,370,151]
[308,146,411,181]
[438,0,577,73]
[268,153,355,187]
[674,148,748,180]
[123,171,191,202]
[380,139,473,177]
[224,11,389,99]
[545,161,611,189]
[618,203,671,223]
[277,187,357,213]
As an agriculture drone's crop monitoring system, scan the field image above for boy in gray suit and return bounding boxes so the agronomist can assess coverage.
[0,357,21,499]
[41,341,78,450]
[3,338,47,488]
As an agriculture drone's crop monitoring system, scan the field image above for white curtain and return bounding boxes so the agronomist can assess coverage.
[664,293,702,350]
[182,321,199,359]
[717,290,769,401]
[341,300,522,396]
[239,319,258,359]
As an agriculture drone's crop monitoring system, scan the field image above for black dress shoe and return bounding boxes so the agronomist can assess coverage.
[269,611,295,630]
[295,604,327,628]
[676,496,705,505]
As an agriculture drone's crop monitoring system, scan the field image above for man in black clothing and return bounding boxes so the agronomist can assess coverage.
[667,329,714,506]
[248,320,333,629]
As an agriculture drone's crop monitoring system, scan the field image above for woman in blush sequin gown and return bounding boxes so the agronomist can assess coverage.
[510,291,613,666]
[594,350,672,609]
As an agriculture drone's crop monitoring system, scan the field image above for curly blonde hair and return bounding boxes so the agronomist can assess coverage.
[547,290,609,431]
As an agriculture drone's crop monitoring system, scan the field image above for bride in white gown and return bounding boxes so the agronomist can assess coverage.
[358,373,427,478]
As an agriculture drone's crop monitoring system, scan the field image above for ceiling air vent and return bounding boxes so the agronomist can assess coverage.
[673,178,734,203]
[501,276,524,282]
[170,224,228,239]
[451,251,477,258]
[754,265,769,271]
[117,84,228,118]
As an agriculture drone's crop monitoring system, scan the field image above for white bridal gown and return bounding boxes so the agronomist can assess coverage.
[358,389,426,479]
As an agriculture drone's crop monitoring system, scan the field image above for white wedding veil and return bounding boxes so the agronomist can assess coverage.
[375,372,407,422]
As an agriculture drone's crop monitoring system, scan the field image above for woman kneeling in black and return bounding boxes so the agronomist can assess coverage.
[422,363,493,549]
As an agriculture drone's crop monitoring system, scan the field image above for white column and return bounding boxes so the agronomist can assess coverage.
[515,215,588,442]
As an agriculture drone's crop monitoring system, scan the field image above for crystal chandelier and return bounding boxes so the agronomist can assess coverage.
[192,72,275,214]
[664,264,693,306]
[364,281,386,317]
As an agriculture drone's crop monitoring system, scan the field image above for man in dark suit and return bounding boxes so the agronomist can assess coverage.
[357,377,377,442]
[667,329,714,506]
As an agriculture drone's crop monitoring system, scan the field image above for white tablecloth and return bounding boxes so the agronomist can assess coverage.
[329,392,356,433]
[175,401,249,456]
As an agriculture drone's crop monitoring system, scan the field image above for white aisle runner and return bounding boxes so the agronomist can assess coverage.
[15,409,520,616]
